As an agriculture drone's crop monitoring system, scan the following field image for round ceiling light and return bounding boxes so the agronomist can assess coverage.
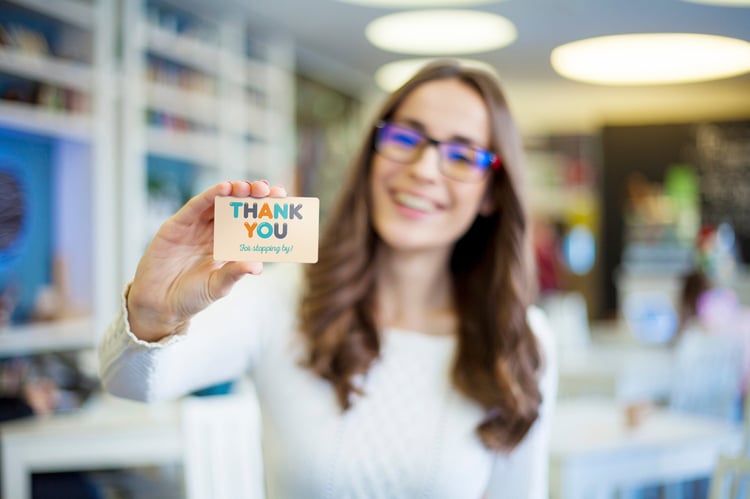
[681,0,750,5]
[365,10,517,55]
[551,33,750,85]
[337,0,501,5]
[374,58,498,91]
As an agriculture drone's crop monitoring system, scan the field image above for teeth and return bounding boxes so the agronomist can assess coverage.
[395,192,435,212]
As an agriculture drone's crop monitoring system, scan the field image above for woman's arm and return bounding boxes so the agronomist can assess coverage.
[98,272,278,402]
[97,180,288,401]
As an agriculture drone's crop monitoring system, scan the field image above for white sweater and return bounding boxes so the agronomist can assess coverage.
[98,264,557,499]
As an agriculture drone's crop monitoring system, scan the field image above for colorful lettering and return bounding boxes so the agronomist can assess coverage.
[244,221,288,239]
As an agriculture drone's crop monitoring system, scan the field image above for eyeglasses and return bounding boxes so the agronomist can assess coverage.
[373,121,501,183]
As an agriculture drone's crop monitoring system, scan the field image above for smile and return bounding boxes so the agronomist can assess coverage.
[393,191,440,213]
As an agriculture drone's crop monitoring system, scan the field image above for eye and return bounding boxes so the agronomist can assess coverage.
[444,144,474,164]
[387,126,422,148]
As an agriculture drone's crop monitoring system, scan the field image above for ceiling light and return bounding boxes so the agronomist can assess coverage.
[374,58,497,91]
[365,10,516,55]
[681,0,750,6]
[551,33,750,85]
[338,0,501,6]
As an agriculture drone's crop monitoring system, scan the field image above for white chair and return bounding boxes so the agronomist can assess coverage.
[709,455,750,499]
[181,384,265,499]
[540,291,591,353]
[669,330,743,421]
[663,331,745,499]
[709,392,750,499]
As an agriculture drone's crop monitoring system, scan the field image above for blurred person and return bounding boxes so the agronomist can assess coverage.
[532,216,563,296]
[98,60,557,498]
[676,225,750,405]
[0,358,58,420]
[0,356,103,499]
[673,268,712,345]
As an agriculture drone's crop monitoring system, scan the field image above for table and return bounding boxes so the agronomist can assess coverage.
[1,386,263,499]
[3,393,743,499]
[558,344,675,402]
[550,399,743,499]
[557,319,678,402]
[1,395,182,499]
[0,317,95,357]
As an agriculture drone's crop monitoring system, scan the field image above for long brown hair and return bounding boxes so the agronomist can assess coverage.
[299,60,543,451]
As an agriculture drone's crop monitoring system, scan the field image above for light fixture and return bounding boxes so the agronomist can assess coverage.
[374,58,497,91]
[551,33,750,85]
[681,0,750,6]
[365,10,516,55]
[337,0,502,6]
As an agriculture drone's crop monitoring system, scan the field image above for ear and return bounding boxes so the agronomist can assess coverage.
[479,185,496,216]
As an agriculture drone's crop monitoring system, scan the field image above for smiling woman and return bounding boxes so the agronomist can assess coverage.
[98,59,557,499]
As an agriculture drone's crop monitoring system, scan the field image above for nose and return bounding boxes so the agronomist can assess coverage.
[406,143,442,182]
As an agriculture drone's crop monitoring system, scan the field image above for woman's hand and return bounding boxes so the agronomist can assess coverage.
[126,180,287,342]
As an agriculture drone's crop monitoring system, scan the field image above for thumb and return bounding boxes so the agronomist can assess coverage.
[209,261,264,301]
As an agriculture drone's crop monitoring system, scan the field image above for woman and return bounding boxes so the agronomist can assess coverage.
[99,60,557,498]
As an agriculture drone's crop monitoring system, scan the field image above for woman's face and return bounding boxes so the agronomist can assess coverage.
[370,78,494,255]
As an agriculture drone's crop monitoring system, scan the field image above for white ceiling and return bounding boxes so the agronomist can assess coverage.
[196,0,750,133]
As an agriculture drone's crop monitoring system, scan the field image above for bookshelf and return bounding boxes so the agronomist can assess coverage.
[119,0,295,280]
[0,0,117,352]
[0,0,295,352]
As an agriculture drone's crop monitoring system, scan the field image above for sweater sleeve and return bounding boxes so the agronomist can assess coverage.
[97,264,300,402]
[484,306,559,499]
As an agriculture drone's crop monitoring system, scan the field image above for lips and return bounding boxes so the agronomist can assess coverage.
[393,191,442,213]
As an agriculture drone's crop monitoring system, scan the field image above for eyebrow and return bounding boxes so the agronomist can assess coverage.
[393,118,481,148]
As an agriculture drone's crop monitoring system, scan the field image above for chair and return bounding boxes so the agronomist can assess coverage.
[540,291,590,353]
[660,330,744,499]
[669,330,743,421]
[709,392,750,499]
[181,383,265,499]
[709,455,750,499]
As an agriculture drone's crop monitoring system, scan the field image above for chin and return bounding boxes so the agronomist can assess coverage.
[375,224,454,255]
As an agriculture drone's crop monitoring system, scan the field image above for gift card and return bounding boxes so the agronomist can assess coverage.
[213,196,319,263]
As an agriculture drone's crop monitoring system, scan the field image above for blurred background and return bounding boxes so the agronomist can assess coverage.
[0,0,749,498]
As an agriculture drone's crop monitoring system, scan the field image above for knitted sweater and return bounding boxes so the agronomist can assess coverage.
[98,264,557,499]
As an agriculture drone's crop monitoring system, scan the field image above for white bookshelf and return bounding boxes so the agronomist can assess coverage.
[0,317,95,356]
[0,100,91,140]
[119,0,296,280]
[0,0,118,351]
[0,47,93,92]
[146,126,221,166]
[145,23,221,72]
[146,82,221,126]
[5,0,96,30]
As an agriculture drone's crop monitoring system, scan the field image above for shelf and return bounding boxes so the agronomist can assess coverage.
[146,81,219,127]
[244,101,269,139]
[5,0,95,30]
[146,126,221,165]
[118,1,296,284]
[0,317,95,357]
[0,0,120,356]
[146,24,221,75]
[0,100,91,140]
[245,58,269,89]
[0,47,93,93]
[243,141,269,171]
[529,186,597,216]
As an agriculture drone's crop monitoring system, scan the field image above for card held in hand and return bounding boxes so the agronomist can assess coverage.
[213,196,319,263]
